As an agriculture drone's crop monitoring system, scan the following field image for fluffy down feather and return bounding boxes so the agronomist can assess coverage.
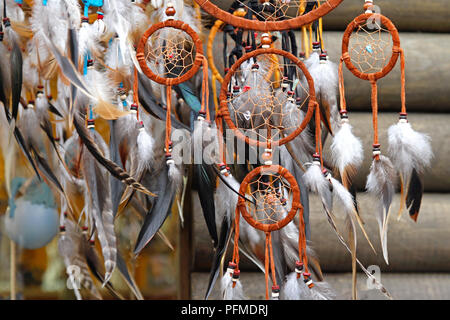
[137,126,155,167]
[303,163,332,213]
[387,121,432,177]
[280,272,312,300]
[307,55,340,131]
[331,121,363,187]
[221,272,245,300]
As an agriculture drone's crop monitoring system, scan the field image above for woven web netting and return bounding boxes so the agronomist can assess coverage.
[244,169,294,226]
[223,0,308,22]
[348,18,393,74]
[225,53,310,144]
[143,27,197,79]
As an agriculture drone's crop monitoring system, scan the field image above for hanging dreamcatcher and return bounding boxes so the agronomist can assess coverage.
[336,0,433,264]
[195,0,343,31]
[216,41,329,300]
[136,3,210,183]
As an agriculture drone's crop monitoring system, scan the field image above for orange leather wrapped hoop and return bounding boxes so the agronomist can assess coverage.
[342,13,400,81]
[219,48,316,148]
[136,19,204,85]
[237,165,302,232]
[194,0,343,32]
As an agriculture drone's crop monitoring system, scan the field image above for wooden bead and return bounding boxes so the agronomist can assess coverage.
[166,5,176,17]
[261,33,271,48]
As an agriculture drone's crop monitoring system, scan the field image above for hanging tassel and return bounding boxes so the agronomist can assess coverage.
[164,85,182,188]
[221,262,244,300]
[387,114,432,221]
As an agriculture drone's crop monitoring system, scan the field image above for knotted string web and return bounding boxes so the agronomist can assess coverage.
[348,19,393,75]
[244,170,294,226]
[224,0,308,22]
[225,53,310,145]
[142,27,197,79]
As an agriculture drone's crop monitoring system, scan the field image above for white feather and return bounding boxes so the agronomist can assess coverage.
[307,57,340,130]
[137,126,155,166]
[168,162,182,189]
[331,121,364,173]
[329,176,356,214]
[387,121,433,177]
[303,163,330,198]
[281,272,312,300]
[221,274,245,300]
[78,22,102,58]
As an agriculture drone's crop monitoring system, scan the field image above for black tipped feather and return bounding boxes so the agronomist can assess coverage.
[48,102,63,117]
[406,168,423,222]
[134,165,176,255]
[10,39,22,121]
[29,144,64,193]
[195,164,218,247]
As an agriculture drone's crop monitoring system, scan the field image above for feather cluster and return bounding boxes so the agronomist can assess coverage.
[387,120,433,221]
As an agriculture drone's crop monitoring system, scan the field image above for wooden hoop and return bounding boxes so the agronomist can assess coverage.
[342,13,401,81]
[237,165,301,232]
[219,48,316,148]
[194,0,343,32]
[136,19,204,86]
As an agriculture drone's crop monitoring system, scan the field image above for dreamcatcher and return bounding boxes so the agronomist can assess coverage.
[207,6,248,112]
[335,1,433,264]
[195,0,343,31]
[136,3,209,182]
[216,44,329,300]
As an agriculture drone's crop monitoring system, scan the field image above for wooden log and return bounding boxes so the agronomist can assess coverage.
[209,32,450,112]
[192,192,450,273]
[323,0,450,33]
